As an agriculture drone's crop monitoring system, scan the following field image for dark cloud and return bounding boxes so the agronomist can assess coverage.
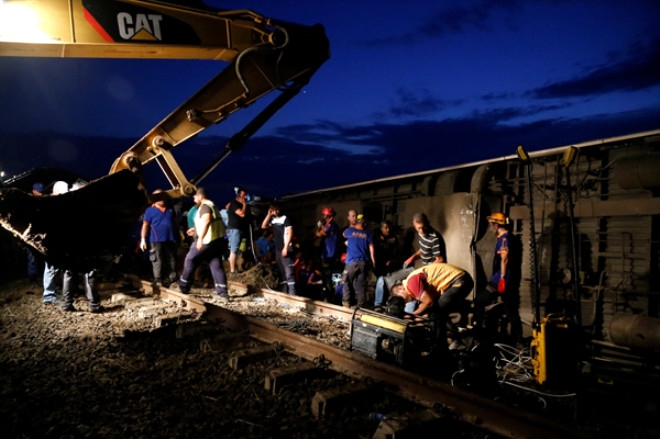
[363,0,521,46]
[481,92,516,102]
[386,88,460,118]
[418,0,521,37]
[533,38,660,98]
[232,104,660,196]
[3,104,658,199]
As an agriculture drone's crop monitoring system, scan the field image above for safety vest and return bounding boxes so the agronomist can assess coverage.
[195,199,225,244]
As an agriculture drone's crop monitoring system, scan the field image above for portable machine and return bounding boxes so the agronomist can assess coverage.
[350,308,439,369]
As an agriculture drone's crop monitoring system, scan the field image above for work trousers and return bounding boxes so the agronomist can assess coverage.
[42,262,60,304]
[275,250,297,295]
[62,269,100,309]
[436,272,474,314]
[179,239,227,296]
[342,260,371,307]
[150,241,178,284]
[427,273,474,339]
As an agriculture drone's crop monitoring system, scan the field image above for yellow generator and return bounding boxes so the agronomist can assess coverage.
[531,314,579,388]
[350,308,438,369]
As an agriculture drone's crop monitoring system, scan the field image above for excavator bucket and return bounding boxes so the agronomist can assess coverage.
[0,169,148,272]
[0,1,330,274]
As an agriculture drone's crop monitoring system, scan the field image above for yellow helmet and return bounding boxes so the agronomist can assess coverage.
[487,212,508,225]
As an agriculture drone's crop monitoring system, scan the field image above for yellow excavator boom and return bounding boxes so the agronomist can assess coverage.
[0,0,330,269]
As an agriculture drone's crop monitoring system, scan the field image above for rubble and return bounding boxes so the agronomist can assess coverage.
[0,267,364,438]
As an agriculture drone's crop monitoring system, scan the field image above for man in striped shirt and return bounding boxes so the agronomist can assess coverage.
[404,213,445,268]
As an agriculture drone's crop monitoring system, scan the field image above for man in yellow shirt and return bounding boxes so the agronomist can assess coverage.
[390,262,473,329]
[177,187,229,302]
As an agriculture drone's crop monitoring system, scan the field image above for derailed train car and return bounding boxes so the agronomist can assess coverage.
[282,129,660,357]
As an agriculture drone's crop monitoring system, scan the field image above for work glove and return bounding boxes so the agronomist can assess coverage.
[497,277,506,294]
[140,238,147,252]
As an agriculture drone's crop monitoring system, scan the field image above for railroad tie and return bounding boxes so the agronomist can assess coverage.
[228,345,278,370]
[372,409,447,439]
[264,362,322,394]
[311,382,381,418]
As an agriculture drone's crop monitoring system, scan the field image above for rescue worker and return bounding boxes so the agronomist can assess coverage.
[390,262,474,378]
[473,212,523,342]
[315,206,340,301]
[140,189,179,287]
[178,187,229,302]
[390,262,473,321]
[341,213,375,308]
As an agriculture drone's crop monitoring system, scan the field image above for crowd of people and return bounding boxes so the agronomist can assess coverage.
[26,181,523,346]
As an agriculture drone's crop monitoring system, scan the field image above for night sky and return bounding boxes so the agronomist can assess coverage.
[1,0,659,200]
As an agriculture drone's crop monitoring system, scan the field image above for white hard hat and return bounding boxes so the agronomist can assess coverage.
[52,181,69,195]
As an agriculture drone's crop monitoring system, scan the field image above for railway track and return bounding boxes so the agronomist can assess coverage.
[119,276,591,439]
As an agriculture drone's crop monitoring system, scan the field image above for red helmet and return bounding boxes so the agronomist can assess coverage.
[321,206,335,217]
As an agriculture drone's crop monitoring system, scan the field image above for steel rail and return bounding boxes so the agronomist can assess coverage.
[260,288,354,322]
[137,279,590,439]
[204,303,590,439]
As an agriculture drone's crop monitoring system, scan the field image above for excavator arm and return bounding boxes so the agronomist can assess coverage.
[0,0,330,269]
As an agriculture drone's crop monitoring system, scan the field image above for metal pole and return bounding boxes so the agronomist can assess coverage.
[562,146,581,326]
[516,146,541,329]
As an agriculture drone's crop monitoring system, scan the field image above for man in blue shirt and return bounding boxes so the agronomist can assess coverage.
[315,206,340,301]
[140,189,179,287]
[341,214,375,308]
[473,212,522,342]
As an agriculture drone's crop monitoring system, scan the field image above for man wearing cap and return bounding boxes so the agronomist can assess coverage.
[473,212,522,342]
[140,189,180,287]
[32,182,44,195]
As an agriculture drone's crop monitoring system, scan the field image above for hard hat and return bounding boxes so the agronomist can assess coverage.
[52,181,69,195]
[321,206,335,216]
[487,212,508,225]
